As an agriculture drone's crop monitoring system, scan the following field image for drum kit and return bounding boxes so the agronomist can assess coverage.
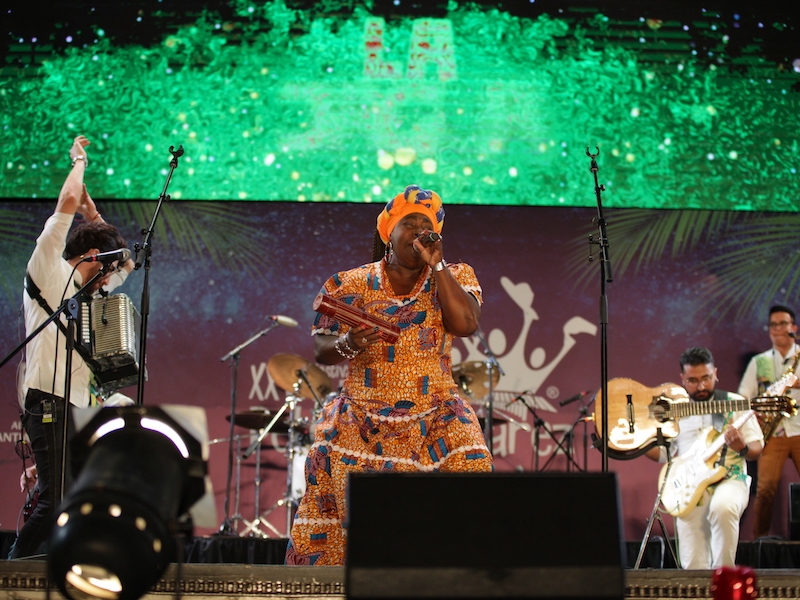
[219,353,334,538]
[218,356,529,538]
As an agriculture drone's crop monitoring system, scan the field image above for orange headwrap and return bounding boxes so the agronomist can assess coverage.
[376,185,445,244]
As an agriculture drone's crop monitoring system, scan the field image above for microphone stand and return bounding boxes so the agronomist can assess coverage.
[473,326,504,454]
[296,368,324,411]
[133,144,184,406]
[575,396,595,471]
[586,147,613,473]
[0,269,106,503]
[217,320,281,536]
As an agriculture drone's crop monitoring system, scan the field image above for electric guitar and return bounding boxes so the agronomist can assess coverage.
[658,410,755,517]
[593,378,794,453]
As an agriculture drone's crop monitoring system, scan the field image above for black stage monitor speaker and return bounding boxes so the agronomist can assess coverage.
[345,472,625,600]
[790,483,800,540]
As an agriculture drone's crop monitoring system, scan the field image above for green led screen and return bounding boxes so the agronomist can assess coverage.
[1,0,798,209]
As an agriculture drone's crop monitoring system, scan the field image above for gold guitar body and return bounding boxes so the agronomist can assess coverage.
[594,378,689,453]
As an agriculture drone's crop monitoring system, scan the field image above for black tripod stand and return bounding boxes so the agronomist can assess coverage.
[635,428,680,569]
[519,398,582,472]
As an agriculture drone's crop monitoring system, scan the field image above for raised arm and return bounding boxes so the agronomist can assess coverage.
[55,136,91,217]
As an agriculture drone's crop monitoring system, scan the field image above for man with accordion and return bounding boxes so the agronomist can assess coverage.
[10,135,133,559]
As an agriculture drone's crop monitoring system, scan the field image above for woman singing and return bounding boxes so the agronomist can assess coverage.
[286,185,493,566]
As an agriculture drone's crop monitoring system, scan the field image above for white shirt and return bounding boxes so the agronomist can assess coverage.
[22,212,128,408]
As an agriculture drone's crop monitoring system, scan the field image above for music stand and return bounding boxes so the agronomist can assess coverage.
[519,398,582,472]
[634,428,680,569]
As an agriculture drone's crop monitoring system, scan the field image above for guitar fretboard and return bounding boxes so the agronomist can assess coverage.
[662,398,750,418]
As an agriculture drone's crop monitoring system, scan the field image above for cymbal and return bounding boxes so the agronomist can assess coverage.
[226,408,290,433]
[452,361,501,399]
[268,353,334,400]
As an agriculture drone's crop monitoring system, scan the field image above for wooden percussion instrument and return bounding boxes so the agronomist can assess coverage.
[312,293,400,344]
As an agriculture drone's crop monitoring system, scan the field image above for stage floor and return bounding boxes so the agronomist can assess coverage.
[2,560,800,599]
[3,535,800,599]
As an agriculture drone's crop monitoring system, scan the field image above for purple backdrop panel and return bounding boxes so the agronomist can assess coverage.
[0,201,790,543]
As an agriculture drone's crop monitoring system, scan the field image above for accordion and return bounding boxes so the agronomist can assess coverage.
[78,293,141,392]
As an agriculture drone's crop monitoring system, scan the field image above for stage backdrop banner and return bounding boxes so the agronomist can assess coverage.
[0,200,798,543]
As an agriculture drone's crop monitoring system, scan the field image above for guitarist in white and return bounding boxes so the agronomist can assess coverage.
[738,305,800,539]
[646,347,764,569]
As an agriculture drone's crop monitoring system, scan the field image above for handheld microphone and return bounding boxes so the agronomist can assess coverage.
[560,390,592,407]
[416,231,441,245]
[271,315,298,328]
[81,248,132,265]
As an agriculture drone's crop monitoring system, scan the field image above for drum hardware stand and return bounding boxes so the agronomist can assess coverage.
[220,434,262,537]
[473,326,505,453]
[240,403,294,536]
[242,396,292,459]
[218,319,285,536]
[233,431,283,539]
[520,400,582,472]
[280,369,325,534]
[635,428,680,569]
[252,388,309,536]
[296,367,326,414]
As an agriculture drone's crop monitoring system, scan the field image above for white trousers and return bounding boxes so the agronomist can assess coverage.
[675,476,751,569]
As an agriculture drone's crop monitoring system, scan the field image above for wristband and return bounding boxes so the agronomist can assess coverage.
[72,155,87,167]
[432,260,447,272]
[90,212,102,222]
[738,447,749,458]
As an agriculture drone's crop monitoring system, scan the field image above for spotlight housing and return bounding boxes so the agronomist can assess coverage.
[48,405,210,600]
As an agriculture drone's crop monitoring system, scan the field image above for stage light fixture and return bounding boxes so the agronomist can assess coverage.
[47,405,214,600]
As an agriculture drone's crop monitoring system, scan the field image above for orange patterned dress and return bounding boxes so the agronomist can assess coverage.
[285,258,493,565]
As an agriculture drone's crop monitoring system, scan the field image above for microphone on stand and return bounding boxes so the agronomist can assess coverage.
[270,315,298,328]
[80,248,132,265]
[560,390,592,407]
[512,391,532,404]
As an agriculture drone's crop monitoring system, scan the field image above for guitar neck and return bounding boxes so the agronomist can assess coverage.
[701,410,755,462]
[667,398,750,418]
